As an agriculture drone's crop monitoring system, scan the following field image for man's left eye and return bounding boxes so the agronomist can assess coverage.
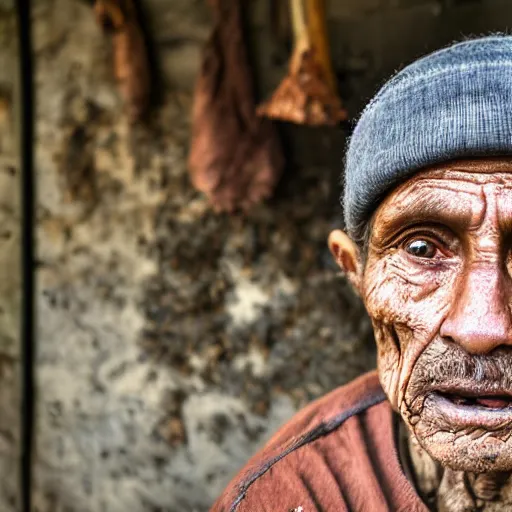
[404,239,438,258]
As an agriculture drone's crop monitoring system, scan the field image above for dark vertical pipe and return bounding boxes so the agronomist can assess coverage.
[17,0,35,511]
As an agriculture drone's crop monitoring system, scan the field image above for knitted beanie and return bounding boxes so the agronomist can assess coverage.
[344,35,512,242]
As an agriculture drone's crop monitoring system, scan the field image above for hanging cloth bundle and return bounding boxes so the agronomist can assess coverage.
[188,0,284,212]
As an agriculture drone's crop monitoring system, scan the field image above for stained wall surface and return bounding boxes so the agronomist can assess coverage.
[0,0,510,511]
[32,2,374,510]
[0,2,20,510]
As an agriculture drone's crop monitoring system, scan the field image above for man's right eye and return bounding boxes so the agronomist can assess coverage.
[404,238,438,259]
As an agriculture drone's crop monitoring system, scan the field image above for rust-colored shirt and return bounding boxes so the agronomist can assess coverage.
[211,371,429,512]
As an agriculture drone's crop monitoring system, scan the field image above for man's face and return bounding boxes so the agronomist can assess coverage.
[363,159,512,473]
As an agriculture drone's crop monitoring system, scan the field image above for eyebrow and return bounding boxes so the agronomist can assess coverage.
[372,183,481,240]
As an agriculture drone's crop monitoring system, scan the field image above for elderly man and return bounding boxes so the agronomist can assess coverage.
[212,35,512,511]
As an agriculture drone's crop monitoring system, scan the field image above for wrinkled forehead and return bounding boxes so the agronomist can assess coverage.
[371,158,512,239]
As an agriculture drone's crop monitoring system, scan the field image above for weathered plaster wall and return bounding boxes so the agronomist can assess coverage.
[26,0,512,511]
[32,2,374,510]
[0,2,20,510]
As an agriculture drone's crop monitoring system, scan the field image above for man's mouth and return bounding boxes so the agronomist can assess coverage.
[441,392,512,410]
[424,388,512,430]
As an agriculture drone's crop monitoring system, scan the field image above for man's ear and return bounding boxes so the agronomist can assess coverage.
[328,229,363,294]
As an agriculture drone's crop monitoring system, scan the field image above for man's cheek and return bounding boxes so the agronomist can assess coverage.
[363,257,449,333]
[373,321,434,410]
[373,322,402,409]
[363,254,453,316]
[363,257,454,408]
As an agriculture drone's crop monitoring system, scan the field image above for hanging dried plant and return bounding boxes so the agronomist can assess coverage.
[258,0,347,126]
[94,0,151,123]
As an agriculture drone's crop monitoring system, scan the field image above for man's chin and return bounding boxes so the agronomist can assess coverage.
[414,428,512,472]
[405,392,512,472]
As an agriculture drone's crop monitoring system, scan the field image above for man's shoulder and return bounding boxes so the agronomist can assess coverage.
[211,371,390,512]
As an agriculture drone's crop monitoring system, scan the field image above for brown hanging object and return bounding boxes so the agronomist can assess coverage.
[258,0,347,126]
[188,0,284,213]
[94,0,151,123]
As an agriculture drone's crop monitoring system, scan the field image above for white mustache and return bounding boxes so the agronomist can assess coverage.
[412,341,512,391]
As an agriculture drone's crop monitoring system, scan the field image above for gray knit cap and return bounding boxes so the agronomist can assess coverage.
[344,35,512,242]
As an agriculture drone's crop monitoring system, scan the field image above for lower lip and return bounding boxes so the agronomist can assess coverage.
[427,392,512,429]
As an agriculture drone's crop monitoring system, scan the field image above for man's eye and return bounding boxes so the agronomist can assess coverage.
[404,239,438,258]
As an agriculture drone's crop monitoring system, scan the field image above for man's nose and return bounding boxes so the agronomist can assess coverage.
[440,264,512,354]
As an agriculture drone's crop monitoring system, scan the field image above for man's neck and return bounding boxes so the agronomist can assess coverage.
[398,419,512,511]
